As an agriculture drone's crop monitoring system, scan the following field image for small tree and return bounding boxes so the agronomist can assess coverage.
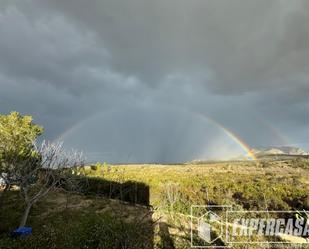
[15,141,84,228]
[0,112,85,228]
[0,112,43,192]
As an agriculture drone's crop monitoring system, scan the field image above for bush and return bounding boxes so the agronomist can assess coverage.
[81,177,150,205]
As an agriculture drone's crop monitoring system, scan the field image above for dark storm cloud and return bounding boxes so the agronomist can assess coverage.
[1,0,309,162]
[0,5,108,94]
[29,0,309,93]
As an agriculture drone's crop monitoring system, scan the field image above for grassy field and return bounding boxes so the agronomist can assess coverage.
[0,190,154,249]
[0,159,308,248]
[85,160,309,212]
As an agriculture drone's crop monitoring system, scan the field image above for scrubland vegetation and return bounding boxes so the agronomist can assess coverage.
[0,112,308,248]
[86,160,309,212]
[1,160,308,248]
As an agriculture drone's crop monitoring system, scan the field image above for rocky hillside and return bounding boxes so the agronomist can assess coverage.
[252,146,308,157]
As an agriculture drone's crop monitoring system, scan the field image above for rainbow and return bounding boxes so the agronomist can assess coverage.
[212,123,257,160]
[193,113,257,160]
[54,109,258,160]
[53,110,116,143]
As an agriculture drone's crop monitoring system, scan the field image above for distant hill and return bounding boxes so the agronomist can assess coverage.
[252,146,308,157]
[187,146,309,163]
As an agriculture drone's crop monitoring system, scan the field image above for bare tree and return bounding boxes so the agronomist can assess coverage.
[12,141,84,228]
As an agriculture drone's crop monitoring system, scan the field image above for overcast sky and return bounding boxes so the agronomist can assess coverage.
[1,0,309,163]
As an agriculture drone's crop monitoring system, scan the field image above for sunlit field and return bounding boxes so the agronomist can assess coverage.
[1,158,308,248]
